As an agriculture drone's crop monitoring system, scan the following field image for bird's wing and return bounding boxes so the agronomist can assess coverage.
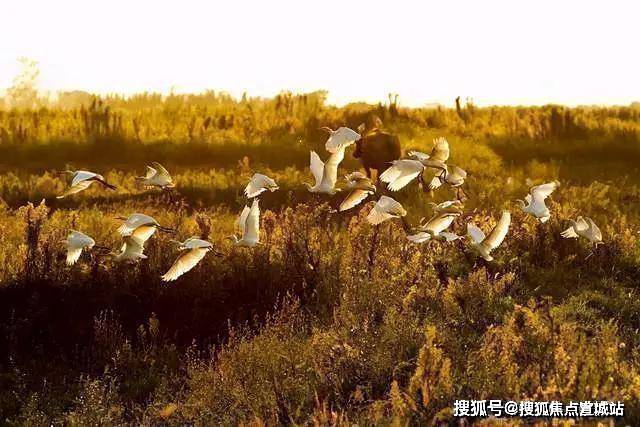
[430,137,450,163]
[309,151,324,187]
[131,225,157,245]
[575,216,589,231]
[57,180,93,198]
[161,248,208,281]
[243,199,260,243]
[425,214,456,234]
[466,223,486,244]
[321,146,345,189]
[427,174,443,190]
[560,225,579,238]
[407,150,430,162]
[185,239,213,249]
[236,205,251,235]
[530,181,558,202]
[367,204,394,225]
[379,160,423,191]
[144,166,157,179]
[151,162,171,178]
[339,189,371,212]
[344,171,367,184]
[439,231,461,242]
[325,127,360,153]
[586,217,602,241]
[406,232,431,243]
[118,214,155,236]
[451,165,467,179]
[71,171,97,186]
[244,174,270,198]
[483,211,511,250]
[122,236,145,257]
[66,246,84,265]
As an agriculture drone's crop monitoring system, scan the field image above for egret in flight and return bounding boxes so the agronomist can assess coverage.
[428,200,464,215]
[561,216,603,246]
[516,181,560,223]
[367,196,407,225]
[407,213,461,243]
[57,170,117,199]
[339,172,376,212]
[230,199,261,247]
[111,236,147,263]
[64,230,105,265]
[467,211,511,261]
[161,237,219,281]
[428,165,468,198]
[135,162,175,190]
[244,173,279,198]
[306,148,345,194]
[321,126,361,153]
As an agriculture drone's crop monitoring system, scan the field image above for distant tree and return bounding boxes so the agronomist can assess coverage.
[6,57,40,109]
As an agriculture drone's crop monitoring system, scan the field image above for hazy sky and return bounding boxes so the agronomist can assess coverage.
[1,0,638,106]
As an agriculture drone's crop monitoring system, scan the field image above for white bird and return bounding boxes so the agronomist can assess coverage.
[339,172,376,212]
[57,170,117,199]
[305,148,345,194]
[135,162,174,189]
[244,173,279,198]
[516,181,560,223]
[117,213,173,237]
[230,199,261,247]
[407,213,461,243]
[321,126,361,153]
[64,230,99,265]
[561,216,603,245]
[428,165,468,198]
[111,236,147,263]
[161,237,218,281]
[367,196,407,225]
[428,200,464,215]
[467,211,511,261]
[380,138,449,192]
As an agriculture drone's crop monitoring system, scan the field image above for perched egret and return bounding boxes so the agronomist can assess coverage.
[407,213,461,243]
[135,162,175,189]
[161,237,218,281]
[428,165,468,198]
[111,236,147,263]
[428,200,464,215]
[64,230,102,265]
[321,126,361,153]
[339,172,376,212]
[230,199,261,247]
[467,211,511,261]
[516,181,560,223]
[244,173,279,198]
[561,216,603,246]
[306,148,345,194]
[57,170,117,199]
[367,196,407,225]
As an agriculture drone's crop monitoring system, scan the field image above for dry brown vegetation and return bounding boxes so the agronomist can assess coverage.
[0,92,640,425]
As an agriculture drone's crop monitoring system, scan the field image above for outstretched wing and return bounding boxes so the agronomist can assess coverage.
[245,173,276,198]
[243,199,260,244]
[161,248,208,281]
[151,162,171,178]
[144,166,157,179]
[530,181,559,202]
[325,127,360,153]
[466,223,486,244]
[339,189,371,212]
[407,150,430,162]
[482,211,511,250]
[379,160,423,191]
[406,232,431,243]
[429,137,450,163]
[321,146,345,189]
[585,217,602,241]
[236,205,251,236]
[424,214,456,234]
[309,151,324,187]
[57,180,93,199]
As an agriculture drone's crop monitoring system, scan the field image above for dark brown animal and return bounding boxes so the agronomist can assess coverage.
[353,122,402,180]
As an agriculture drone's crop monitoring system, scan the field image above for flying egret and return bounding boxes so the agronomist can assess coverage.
[367,196,407,225]
[321,126,361,153]
[161,237,219,281]
[339,172,376,212]
[428,200,464,215]
[63,230,107,265]
[561,216,603,246]
[516,181,560,223]
[428,165,468,198]
[379,139,449,192]
[305,148,345,194]
[407,213,461,243]
[135,162,175,189]
[110,236,147,263]
[229,199,261,247]
[244,173,279,198]
[57,170,117,199]
[467,211,511,261]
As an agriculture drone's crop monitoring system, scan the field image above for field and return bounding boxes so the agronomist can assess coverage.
[1,92,640,425]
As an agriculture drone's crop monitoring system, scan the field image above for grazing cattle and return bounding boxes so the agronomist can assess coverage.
[353,121,402,181]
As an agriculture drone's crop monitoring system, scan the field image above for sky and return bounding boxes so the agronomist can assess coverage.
[1,0,639,107]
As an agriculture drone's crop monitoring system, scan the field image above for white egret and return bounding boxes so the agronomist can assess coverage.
[467,211,511,261]
[321,126,361,153]
[135,162,175,189]
[428,165,468,198]
[230,199,261,247]
[561,216,603,246]
[117,213,174,237]
[407,213,461,243]
[367,196,407,225]
[57,170,117,199]
[305,148,345,194]
[380,138,449,192]
[339,172,376,212]
[111,236,147,263]
[244,173,279,198]
[516,181,560,223]
[161,237,218,281]
[428,200,464,215]
[64,230,103,265]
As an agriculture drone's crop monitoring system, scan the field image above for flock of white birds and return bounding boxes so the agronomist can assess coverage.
[58,126,603,281]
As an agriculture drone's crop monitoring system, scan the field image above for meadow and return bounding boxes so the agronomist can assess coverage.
[0,91,640,425]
